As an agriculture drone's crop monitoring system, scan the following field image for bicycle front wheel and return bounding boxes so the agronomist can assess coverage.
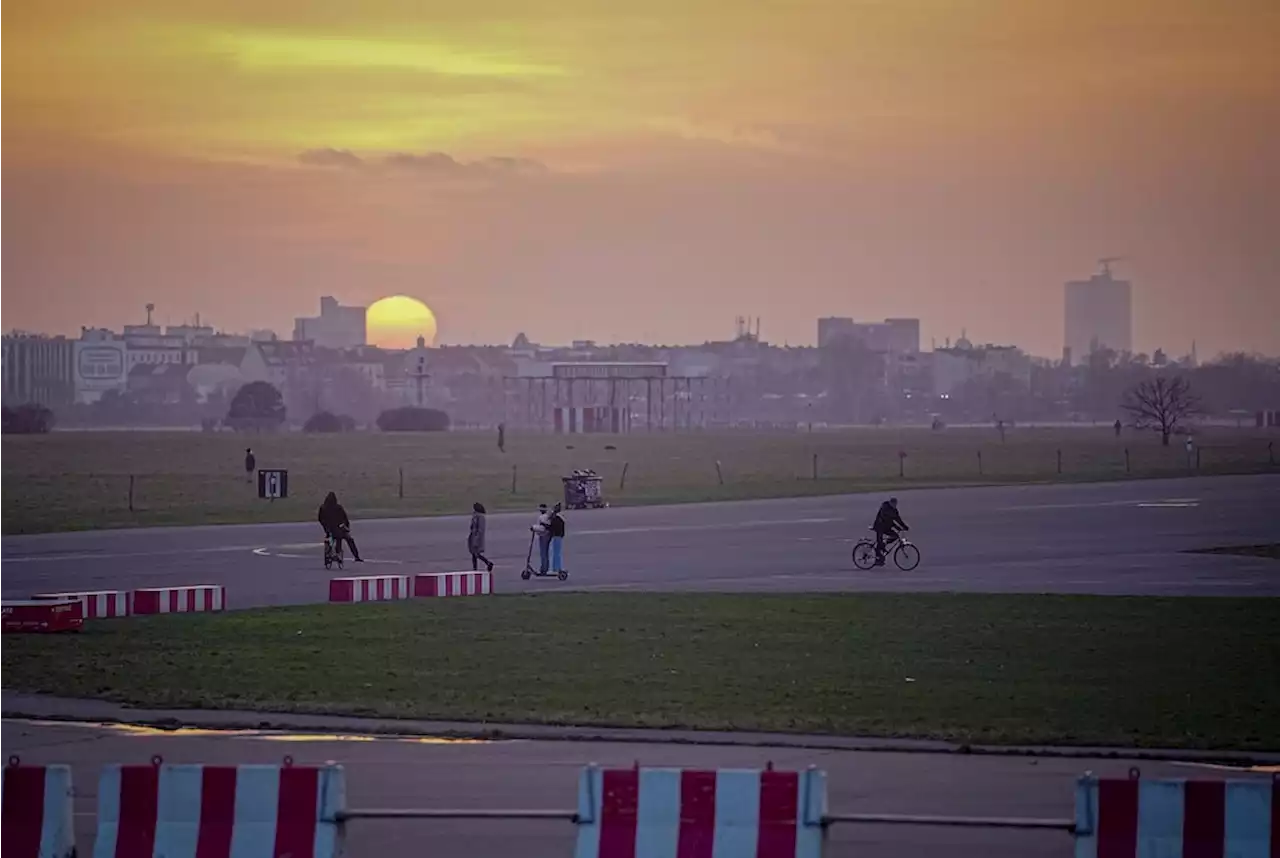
[894,542,921,571]
[852,541,877,570]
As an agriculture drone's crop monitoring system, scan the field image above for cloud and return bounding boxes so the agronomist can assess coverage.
[299,148,546,176]
[299,148,363,168]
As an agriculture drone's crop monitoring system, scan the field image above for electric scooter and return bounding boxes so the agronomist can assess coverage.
[520,529,569,581]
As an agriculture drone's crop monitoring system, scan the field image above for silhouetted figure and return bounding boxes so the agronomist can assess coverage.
[468,502,494,572]
[497,422,506,453]
[1114,419,1122,438]
[318,491,362,562]
[244,448,256,483]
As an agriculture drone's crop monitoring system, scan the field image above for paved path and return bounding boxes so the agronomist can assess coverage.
[4,474,1279,604]
[8,718,1276,858]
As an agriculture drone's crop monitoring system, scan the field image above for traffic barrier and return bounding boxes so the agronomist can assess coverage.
[34,590,131,618]
[329,575,410,603]
[94,758,345,858]
[1074,771,1278,857]
[573,764,826,858]
[132,585,225,615]
[2,759,76,858]
[1,600,84,633]
[413,571,493,598]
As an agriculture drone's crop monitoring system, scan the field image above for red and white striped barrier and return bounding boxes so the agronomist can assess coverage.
[2,760,76,858]
[34,590,131,618]
[132,585,225,615]
[574,765,827,858]
[1074,773,1278,858]
[413,571,493,598]
[329,575,410,603]
[94,760,345,858]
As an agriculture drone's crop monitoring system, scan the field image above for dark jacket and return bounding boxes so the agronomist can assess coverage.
[468,511,487,554]
[873,502,906,533]
[318,497,350,534]
[549,511,566,538]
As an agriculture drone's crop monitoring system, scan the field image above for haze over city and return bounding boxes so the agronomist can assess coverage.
[5,0,1280,357]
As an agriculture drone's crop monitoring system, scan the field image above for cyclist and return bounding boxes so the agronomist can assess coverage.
[872,497,909,566]
[318,491,363,563]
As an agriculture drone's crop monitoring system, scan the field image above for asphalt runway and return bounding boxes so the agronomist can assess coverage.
[4,474,1279,605]
[9,718,1275,858]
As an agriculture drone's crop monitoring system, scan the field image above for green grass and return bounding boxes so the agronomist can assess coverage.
[5,594,1278,749]
[4,427,1276,533]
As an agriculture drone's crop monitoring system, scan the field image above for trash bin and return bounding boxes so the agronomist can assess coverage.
[562,470,606,510]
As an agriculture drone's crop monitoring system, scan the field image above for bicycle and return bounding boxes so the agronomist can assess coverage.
[852,528,921,571]
[323,528,346,571]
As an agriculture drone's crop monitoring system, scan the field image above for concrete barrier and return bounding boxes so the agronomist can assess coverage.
[132,585,225,615]
[573,765,827,858]
[34,590,131,618]
[2,760,76,858]
[413,571,493,598]
[1074,772,1278,857]
[94,759,345,858]
[329,575,411,603]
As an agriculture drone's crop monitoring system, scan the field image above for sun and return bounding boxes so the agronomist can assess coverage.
[366,295,438,349]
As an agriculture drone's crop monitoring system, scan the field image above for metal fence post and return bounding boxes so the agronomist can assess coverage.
[128,475,135,512]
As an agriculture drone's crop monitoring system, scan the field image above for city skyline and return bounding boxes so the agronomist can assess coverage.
[5,0,1279,357]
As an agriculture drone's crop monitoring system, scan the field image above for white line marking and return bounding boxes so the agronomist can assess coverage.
[575,517,842,536]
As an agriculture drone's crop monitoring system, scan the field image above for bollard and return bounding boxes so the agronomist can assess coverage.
[1057,449,1062,475]
[620,462,629,490]
[511,464,517,495]
[398,467,404,499]
[1270,440,1275,466]
[715,460,724,486]
[977,450,983,476]
[128,475,135,512]
[1125,448,1131,474]
[898,450,906,478]
[812,453,818,481]
[1195,447,1201,470]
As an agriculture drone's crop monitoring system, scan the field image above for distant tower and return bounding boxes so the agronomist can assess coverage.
[145,303,155,325]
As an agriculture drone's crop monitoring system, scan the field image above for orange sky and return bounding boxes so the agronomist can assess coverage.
[4,0,1278,356]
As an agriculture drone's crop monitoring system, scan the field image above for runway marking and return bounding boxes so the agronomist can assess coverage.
[3,545,258,564]
[575,517,842,536]
[999,498,1201,511]
[6,719,496,744]
[252,547,402,564]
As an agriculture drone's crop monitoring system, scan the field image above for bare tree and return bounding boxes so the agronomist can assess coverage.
[1122,376,1201,446]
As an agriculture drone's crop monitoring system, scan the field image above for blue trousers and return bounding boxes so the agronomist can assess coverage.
[538,532,551,572]
[550,536,564,572]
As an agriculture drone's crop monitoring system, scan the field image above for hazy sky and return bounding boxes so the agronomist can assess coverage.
[4,0,1278,357]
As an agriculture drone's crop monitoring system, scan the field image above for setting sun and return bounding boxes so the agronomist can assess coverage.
[366,295,438,349]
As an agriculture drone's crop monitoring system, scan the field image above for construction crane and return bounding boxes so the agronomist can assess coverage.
[1097,256,1124,277]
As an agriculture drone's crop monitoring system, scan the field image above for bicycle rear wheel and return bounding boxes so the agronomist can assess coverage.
[852,541,877,570]
[894,542,921,571]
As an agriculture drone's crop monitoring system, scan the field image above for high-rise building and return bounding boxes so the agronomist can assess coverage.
[293,296,367,349]
[817,317,920,353]
[1064,264,1132,364]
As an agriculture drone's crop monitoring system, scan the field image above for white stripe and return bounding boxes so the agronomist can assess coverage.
[1136,780,1184,858]
[573,767,603,858]
[313,766,345,858]
[712,770,760,858]
[1225,780,1272,858]
[634,768,681,858]
[155,765,203,858]
[1073,778,1099,858]
[40,765,75,858]
[795,770,826,858]
[94,766,122,858]
[230,766,280,858]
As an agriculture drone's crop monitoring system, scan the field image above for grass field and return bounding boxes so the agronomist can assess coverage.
[3,426,1275,533]
[4,593,1277,749]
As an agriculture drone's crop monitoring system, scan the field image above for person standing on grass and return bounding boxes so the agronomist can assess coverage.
[549,502,567,573]
[244,448,256,483]
[468,502,494,572]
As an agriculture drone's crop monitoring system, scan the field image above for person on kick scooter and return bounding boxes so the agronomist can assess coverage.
[532,503,552,574]
[548,502,567,574]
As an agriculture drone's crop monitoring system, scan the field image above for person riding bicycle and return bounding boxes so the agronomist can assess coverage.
[872,497,909,566]
[318,491,363,562]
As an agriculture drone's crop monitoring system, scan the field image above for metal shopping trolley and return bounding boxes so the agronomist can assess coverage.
[562,470,607,510]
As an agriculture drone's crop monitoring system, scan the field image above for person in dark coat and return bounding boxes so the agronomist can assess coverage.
[468,502,494,571]
[872,497,908,566]
[548,502,567,573]
[318,491,362,562]
[244,448,256,483]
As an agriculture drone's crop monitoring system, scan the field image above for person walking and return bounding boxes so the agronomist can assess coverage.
[533,503,552,574]
[549,502,567,574]
[468,502,494,572]
[244,448,256,484]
